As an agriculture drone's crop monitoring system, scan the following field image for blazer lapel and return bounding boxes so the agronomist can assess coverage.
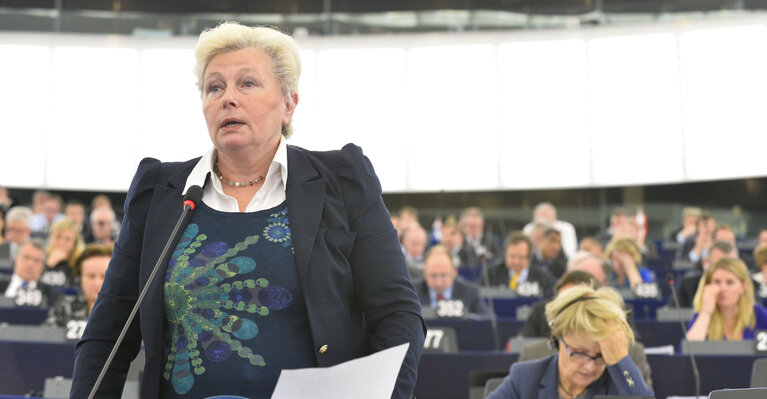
[140,164,194,355]
[539,355,560,398]
[285,146,324,289]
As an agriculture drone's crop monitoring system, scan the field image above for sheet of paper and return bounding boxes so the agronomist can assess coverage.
[271,342,409,399]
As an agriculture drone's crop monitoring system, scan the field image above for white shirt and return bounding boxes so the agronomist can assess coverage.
[4,274,37,298]
[183,136,289,213]
[522,219,578,259]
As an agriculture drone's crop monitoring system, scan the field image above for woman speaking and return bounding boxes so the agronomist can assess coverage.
[70,22,425,399]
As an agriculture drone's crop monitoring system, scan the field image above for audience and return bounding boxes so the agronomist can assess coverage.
[530,228,568,279]
[686,257,767,340]
[85,206,117,246]
[31,190,50,215]
[578,237,604,256]
[0,239,61,307]
[396,206,420,241]
[45,244,112,335]
[677,212,716,262]
[671,206,701,244]
[402,225,428,279]
[64,199,87,233]
[613,219,659,264]
[0,186,17,214]
[753,244,767,300]
[675,241,738,308]
[414,245,488,317]
[459,206,502,267]
[596,207,629,246]
[0,206,34,263]
[438,216,465,268]
[522,202,578,259]
[605,237,655,290]
[29,194,65,238]
[485,233,555,298]
[758,229,767,248]
[41,220,84,288]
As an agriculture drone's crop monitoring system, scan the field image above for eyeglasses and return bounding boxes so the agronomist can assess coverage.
[560,337,605,366]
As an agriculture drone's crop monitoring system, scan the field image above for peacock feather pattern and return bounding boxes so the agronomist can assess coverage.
[163,214,294,395]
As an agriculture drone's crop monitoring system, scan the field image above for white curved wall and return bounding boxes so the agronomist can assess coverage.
[1,14,766,192]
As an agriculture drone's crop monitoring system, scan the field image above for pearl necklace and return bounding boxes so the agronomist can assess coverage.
[214,162,264,188]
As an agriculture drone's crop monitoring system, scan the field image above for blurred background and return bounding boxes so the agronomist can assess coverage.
[1,0,767,238]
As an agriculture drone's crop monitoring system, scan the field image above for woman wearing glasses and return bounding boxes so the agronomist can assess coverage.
[487,285,653,398]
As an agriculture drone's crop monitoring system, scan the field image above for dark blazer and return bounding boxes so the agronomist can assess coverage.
[486,354,653,399]
[485,261,556,299]
[530,251,567,279]
[70,144,426,399]
[414,278,489,317]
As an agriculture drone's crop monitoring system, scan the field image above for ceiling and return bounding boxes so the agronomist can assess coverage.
[0,0,765,36]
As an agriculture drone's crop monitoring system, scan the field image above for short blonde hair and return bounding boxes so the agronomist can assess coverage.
[194,21,301,137]
[545,285,634,343]
[605,237,641,265]
[693,257,755,340]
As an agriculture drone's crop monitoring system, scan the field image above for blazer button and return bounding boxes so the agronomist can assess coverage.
[318,345,328,354]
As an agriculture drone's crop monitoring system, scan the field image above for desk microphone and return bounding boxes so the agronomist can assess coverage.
[87,185,203,399]
[478,251,501,351]
[666,273,700,399]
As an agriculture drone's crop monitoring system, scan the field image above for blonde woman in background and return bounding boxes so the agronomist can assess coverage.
[686,257,767,340]
[41,220,84,288]
[605,237,655,290]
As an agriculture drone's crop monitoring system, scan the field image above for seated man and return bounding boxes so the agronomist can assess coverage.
[676,213,716,262]
[402,225,427,280]
[486,233,555,298]
[522,202,578,259]
[45,244,112,339]
[438,216,465,268]
[29,194,65,239]
[84,206,117,246]
[0,239,61,307]
[753,244,767,300]
[0,206,34,266]
[530,228,568,279]
[414,245,488,317]
[459,206,502,268]
[675,240,737,308]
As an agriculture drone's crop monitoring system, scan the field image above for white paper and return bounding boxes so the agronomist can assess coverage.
[270,342,410,399]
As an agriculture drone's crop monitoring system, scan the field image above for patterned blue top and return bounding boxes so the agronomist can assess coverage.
[161,201,315,398]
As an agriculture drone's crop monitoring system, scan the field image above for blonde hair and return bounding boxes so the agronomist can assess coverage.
[194,21,301,138]
[545,285,634,343]
[692,257,755,340]
[46,220,85,269]
[605,237,641,265]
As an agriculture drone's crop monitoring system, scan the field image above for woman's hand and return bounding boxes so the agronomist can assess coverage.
[46,248,69,267]
[614,251,642,289]
[700,283,720,316]
[599,327,629,366]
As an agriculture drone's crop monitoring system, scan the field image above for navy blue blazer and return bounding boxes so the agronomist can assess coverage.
[486,354,653,399]
[70,144,426,398]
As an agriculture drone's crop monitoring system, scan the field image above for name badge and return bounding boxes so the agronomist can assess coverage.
[517,281,541,297]
[634,282,659,298]
[66,320,88,340]
[756,330,767,353]
[424,329,446,349]
[41,271,67,286]
[15,289,43,307]
[436,300,465,318]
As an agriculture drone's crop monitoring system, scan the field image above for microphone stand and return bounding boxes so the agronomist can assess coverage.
[88,187,202,399]
[479,252,501,352]
[667,274,701,399]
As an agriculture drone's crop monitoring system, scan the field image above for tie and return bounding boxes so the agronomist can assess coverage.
[509,273,519,290]
[437,293,445,301]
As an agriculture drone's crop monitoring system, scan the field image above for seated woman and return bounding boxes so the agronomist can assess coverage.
[686,257,767,340]
[605,237,654,290]
[44,244,112,337]
[40,220,84,288]
[487,285,653,398]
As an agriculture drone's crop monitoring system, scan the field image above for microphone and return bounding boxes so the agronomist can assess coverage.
[87,186,203,399]
[666,273,700,399]
[479,255,501,351]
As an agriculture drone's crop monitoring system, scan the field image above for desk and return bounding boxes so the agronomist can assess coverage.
[0,307,49,325]
[415,352,762,399]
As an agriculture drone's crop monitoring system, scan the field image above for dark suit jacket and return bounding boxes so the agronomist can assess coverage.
[530,251,567,279]
[485,261,556,299]
[486,354,653,399]
[414,278,489,317]
[70,144,426,399]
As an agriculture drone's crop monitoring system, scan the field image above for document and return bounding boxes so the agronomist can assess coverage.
[271,342,410,399]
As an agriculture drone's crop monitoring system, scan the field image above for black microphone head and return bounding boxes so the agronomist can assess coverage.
[184,185,203,206]
[665,272,675,285]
